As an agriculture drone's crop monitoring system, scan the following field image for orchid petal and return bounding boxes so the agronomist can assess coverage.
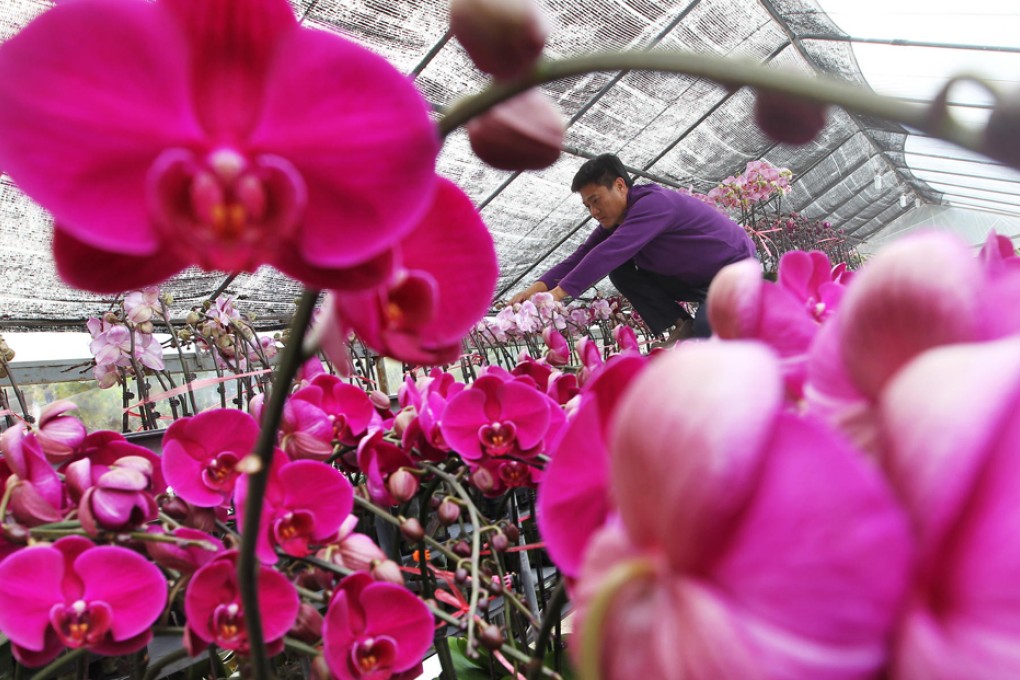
[77,546,167,641]
[0,546,65,651]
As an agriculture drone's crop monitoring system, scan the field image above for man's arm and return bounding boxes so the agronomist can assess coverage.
[557,192,673,295]
[508,226,608,303]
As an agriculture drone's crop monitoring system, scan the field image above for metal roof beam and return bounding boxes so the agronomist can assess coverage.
[900,166,1020,185]
[939,193,1020,209]
[561,145,684,188]
[917,180,1020,198]
[797,34,1020,54]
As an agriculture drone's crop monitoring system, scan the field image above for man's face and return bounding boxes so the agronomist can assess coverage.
[579,178,629,229]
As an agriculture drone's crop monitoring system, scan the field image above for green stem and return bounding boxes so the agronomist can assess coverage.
[578,558,657,680]
[28,648,88,680]
[438,49,983,155]
[526,582,568,680]
[141,647,191,680]
[422,463,484,657]
[238,288,320,680]
[283,637,321,657]
[352,495,462,564]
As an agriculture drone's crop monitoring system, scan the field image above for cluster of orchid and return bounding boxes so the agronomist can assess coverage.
[704,159,793,211]
[179,296,279,375]
[747,211,862,275]
[86,288,167,389]
[529,230,1020,678]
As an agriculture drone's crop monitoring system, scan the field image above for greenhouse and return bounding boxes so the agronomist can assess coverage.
[0,0,1019,678]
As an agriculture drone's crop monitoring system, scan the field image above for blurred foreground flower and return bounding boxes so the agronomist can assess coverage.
[0,0,439,292]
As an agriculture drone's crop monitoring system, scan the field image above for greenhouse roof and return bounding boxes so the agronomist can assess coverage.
[1,0,1019,329]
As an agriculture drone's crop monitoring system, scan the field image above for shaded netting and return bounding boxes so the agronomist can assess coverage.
[0,0,980,329]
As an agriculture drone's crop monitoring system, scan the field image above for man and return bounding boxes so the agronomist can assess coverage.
[510,154,755,342]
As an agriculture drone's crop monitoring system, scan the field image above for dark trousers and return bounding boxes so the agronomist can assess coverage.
[609,261,711,337]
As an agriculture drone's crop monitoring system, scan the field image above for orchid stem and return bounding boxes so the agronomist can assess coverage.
[578,558,657,680]
[422,463,484,657]
[28,648,87,680]
[526,582,568,680]
[439,50,985,160]
[237,288,320,680]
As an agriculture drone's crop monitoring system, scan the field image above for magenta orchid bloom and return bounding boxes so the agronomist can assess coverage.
[357,429,417,507]
[611,324,640,352]
[145,526,225,575]
[291,374,379,448]
[0,424,69,525]
[0,536,166,667]
[184,550,299,656]
[161,409,260,508]
[572,343,912,678]
[542,327,570,366]
[441,373,552,462]
[314,515,392,584]
[31,400,87,463]
[537,354,646,578]
[574,336,604,385]
[322,573,434,680]
[70,455,160,536]
[234,455,354,563]
[877,337,1020,677]
[0,0,438,293]
[327,178,498,366]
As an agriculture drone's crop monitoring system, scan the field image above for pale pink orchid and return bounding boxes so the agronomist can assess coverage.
[184,550,299,656]
[449,0,549,79]
[314,515,394,585]
[123,287,161,324]
[87,317,165,376]
[327,178,498,366]
[876,336,1020,678]
[0,536,166,667]
[0,0,439,293]
[515,300,543,334]
[322,572,434,680]
[571,343,912,678]
[591,298,613,321]
[161,409,260,508]
[234,454,354,563]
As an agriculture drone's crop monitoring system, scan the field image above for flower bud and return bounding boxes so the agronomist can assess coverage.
[753,89,828,146]
[392,407,416,437]
[488,574,503,594]
[370,558,405,585]
[185,310,202,325]
[470,466,496,494]
[400,517,425,542]
[452,540,472,558]
[387,468,419,503]
[1,522,29,545]
[504,524,521,543]
[490,531,509,553]
[454,567,469,584]
[369,390,391,411]
[467,89,564,171]
[437,498,461,525]
[136,320,155,334]
[289,603,324,644]
[478,622,504,650]
[449,0,548,79]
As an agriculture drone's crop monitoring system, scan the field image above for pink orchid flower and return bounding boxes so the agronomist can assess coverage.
[313,515,392,585]
[575,336,605,385]
[511,353,555,392]
[537,354,646,578]
[327,178,498,366]
[123,287,161,325]
[356,429,417,507]
[234,455,354,563]
[877,336,1020,678]
[805,232,1020,453]
[31,400,87,463]
[0,536,166,667]
[291,374,379,448]
[70,455,160,536]
[572,343,912,678]
[322,572,434,680]
[184,550,299,657]
[543,327,570,366]
[546,370,581,406]
[0,424,69,525]
[161,409,260,508]
[611,324,640,352]
[441,373,552,462]
[0,0,438,293]
[145,526,224,575]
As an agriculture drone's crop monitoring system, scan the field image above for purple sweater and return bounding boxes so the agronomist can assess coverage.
[539,184,756,297]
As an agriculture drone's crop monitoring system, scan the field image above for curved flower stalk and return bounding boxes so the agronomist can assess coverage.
[571,342,912,679]
[0,536,167,667]
[0,0,439,292]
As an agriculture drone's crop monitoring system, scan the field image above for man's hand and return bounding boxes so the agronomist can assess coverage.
[508,281,548,306]
[549,286,568,302]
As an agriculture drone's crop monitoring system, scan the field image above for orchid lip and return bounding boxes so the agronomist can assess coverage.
[49,599,113,649]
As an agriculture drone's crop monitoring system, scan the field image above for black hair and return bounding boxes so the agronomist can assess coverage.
[570,153,633,192]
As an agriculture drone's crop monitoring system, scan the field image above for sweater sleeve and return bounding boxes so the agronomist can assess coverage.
[537,226,608,289]
[557,191,676,296]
